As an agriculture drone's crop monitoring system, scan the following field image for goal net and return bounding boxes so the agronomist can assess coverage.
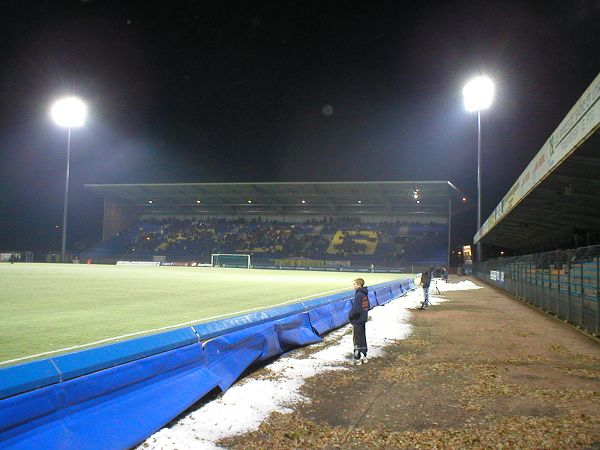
[211,253,251,269]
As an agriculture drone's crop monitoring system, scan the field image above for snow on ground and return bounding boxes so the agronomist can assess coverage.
[141,279,480,450]
[436,279,482,291]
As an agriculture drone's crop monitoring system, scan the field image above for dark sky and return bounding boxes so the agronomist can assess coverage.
[0,0,599,251]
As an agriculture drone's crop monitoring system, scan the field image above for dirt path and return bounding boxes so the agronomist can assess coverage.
[221,277,600,449]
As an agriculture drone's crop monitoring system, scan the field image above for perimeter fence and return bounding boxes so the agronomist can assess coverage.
[475,245,600,336]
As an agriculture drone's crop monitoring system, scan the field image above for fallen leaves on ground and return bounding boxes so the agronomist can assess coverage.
[220,411,600,449]
[561,367,600,380]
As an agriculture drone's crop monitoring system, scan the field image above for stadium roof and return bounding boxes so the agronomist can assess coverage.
[475,72,600,252]
[85,181,466,217]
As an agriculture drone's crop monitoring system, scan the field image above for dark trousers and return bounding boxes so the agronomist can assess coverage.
[352,322,367,358]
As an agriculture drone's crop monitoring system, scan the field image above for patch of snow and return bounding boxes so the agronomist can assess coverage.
[437,279,482,291]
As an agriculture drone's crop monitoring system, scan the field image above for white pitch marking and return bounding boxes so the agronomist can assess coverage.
[0,286,352,366]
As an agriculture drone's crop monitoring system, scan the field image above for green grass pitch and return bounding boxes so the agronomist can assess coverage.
[0,263,409,366]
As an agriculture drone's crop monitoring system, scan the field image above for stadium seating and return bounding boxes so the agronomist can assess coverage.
[81,217,448,268]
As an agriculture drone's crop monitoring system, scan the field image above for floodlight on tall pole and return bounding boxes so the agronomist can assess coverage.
[51,97,87,263]
[463,76,494,263]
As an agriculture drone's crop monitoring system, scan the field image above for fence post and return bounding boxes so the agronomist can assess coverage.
[531,261,534,303]
[529,263,540,302]
[515,263,523,298]
[548,261,552,312]
[556,258,560,315]
[581,255,584,328]
[596,256,600,335]
[567,258,571,322]
[527,261,531,303]
[531,261,535,304]
[521,264,527,300]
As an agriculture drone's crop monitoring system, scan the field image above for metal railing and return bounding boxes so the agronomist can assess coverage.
[475,245,600,336]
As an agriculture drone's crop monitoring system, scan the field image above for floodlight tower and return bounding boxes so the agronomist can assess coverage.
[51,97,87,263]
[463,76,494,262]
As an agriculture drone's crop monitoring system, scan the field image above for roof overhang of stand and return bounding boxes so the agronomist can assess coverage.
[478,125,600,252]
[85,181,467,217]
[476,72,600,253]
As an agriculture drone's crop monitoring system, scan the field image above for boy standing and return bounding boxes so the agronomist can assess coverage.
[349,278,369,364]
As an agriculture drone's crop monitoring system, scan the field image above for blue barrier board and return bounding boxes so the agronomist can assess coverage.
[0,277,416,449]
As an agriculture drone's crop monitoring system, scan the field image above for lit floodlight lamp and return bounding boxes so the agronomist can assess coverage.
[463,75,495,262]
[51,96,87,263]
[463,76,494,112]
[51,97,87,128]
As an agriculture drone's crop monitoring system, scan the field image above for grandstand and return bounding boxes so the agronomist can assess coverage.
[83,181,467,270]
[473,71,600,336]
[475,72,600,253]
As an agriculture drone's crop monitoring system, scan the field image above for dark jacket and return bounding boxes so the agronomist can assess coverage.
[421,270,431,288]
[349,286,369,324]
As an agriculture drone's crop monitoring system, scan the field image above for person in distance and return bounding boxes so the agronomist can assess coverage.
[419,267,432,309]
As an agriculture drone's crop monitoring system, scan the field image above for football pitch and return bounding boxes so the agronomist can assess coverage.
[0,263,409,366]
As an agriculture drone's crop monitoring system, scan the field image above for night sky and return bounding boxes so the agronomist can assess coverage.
[0,1,599,252]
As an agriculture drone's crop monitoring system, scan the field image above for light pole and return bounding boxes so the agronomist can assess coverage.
[463,76,494,263]
[51,97,87,263]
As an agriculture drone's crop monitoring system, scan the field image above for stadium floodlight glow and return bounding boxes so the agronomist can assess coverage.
[51,97,87,128]
[463,75,495,262]
[463,76,494,112]
[51,96,87,263]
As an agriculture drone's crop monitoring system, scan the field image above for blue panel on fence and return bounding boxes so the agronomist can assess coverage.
[202,312,323,392]
[375,288,392,304]
[308,300,352,335]
[0,344,219,450]
[193,302,307,342]
[302,290,353,311]
[0,360,60,401]
[367,292,378,309]
[273,313,322,350]
[402,278,417,291]
[52,327,199,382]
[203,323,275,391]
[0,380,61,438]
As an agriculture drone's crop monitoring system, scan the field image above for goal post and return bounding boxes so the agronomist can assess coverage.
[211,253,251,269]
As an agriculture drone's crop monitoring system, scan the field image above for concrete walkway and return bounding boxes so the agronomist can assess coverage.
[222,277,600,449]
